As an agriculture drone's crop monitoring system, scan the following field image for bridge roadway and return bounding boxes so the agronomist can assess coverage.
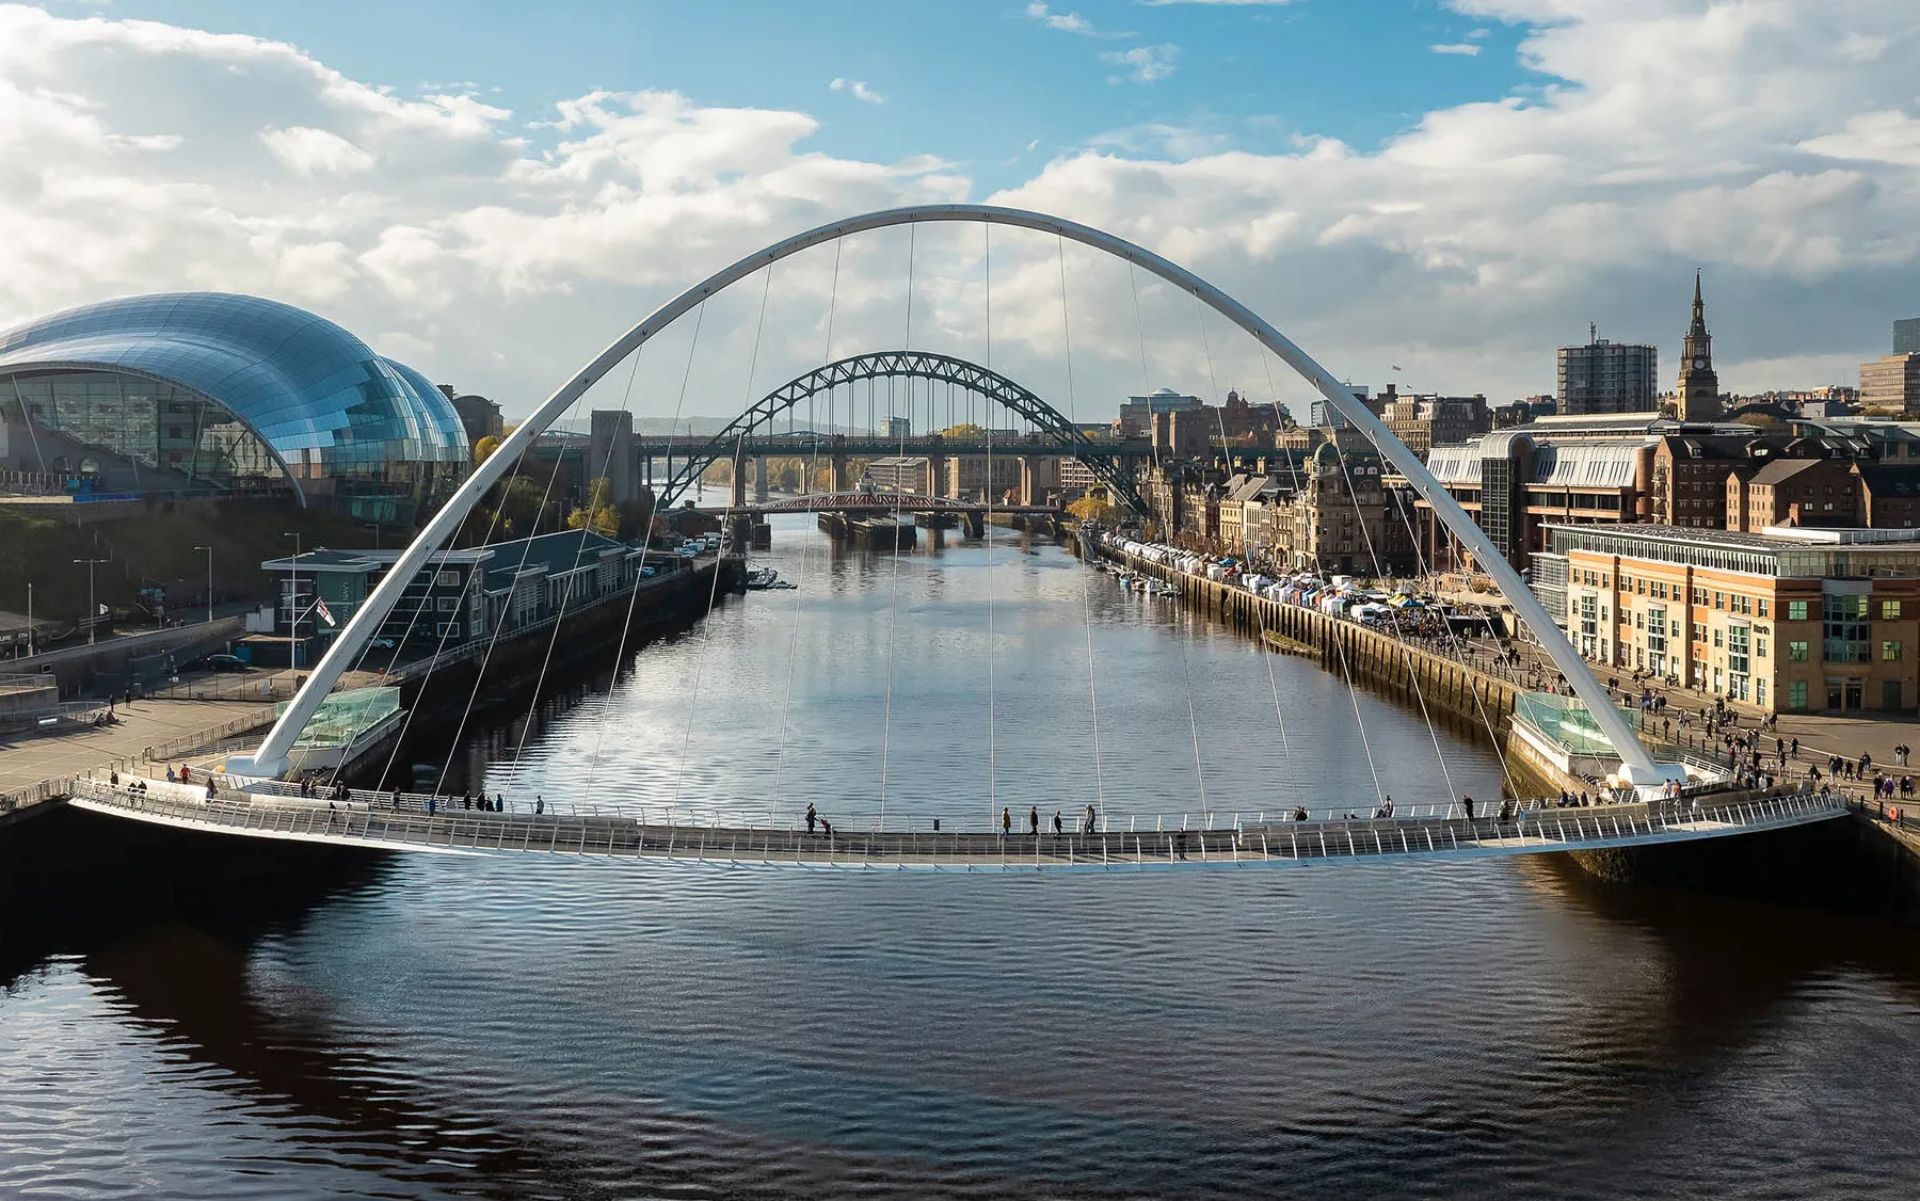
[65,779,1845,871]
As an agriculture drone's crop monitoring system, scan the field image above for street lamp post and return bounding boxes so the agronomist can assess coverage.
[193,545,214,625]
[283,532,301,669]
[73,558,108,645]
[25,581,31,657]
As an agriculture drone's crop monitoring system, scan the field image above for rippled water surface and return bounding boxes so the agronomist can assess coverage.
[5,518,1919,1199]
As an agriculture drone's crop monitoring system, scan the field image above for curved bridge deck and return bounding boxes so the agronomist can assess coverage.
[65,781,1845,871]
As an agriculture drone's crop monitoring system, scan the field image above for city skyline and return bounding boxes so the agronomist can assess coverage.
[1,1,1917,421]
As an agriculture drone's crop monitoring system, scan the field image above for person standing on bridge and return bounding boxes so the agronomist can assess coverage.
[806,802,818,835]
[1084,804,1097,835]
[1029,806,1039,835]
[1053,810,1063,835]
[536,795,545,816]
[1002,806,1011,836]
[1462,795,1475,820]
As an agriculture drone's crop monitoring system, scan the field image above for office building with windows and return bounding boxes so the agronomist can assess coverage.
[1542,523,1920,714]
[0,292,468,522]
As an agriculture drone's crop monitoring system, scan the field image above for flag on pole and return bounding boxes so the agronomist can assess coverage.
[314,598,336,627]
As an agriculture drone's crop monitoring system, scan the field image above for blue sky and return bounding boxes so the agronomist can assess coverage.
[6,1,1919,414]
[110,0,1533,188]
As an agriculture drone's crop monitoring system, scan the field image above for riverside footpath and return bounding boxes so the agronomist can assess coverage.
[1083,533,1916,802]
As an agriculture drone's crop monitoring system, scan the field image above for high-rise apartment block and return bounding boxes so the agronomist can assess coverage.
[1894,317,1920,355]
[1556,330,1657,415]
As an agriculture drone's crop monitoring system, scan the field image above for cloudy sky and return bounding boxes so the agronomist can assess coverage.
[2,0,1917,427]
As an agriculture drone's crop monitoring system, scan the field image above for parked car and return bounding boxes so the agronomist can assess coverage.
[205,653,247,672]
[370,638,397,650]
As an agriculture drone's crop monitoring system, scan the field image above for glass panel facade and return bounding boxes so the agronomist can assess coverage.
[0,292,468,516]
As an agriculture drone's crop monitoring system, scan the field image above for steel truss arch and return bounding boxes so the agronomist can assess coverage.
[656,349,1147,513]
[234,203,1666,784]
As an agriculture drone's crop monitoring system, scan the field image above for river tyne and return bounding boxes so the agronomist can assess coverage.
[4,515,1919,1199]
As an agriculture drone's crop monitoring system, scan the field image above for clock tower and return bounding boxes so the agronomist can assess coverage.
[1676,271,1720,421]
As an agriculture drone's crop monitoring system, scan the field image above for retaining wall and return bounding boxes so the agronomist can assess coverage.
[1097,543,1523,739]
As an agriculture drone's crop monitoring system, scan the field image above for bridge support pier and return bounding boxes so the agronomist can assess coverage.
[730,444,748,509]
[832,443,850,493]
[753,455,769,503]
[964,509,985,538]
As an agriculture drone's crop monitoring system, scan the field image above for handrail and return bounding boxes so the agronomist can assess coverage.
[65,777,1845,868]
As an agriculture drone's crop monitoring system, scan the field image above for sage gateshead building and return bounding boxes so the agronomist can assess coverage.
[0,292,469,523]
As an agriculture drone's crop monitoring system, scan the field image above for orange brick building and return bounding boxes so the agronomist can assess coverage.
[1544,524,1920,715]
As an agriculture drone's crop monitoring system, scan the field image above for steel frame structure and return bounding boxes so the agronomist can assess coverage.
[652,349,1148,513]
[231,204,1669,784]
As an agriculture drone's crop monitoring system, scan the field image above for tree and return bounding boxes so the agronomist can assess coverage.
[940,422,989,439]
[567,476,620,536]
[1067,496,1116,523]
[493,475,548,537]
[473,423,517,465]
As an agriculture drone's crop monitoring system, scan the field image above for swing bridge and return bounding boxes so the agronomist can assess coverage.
[63,203,1850,868]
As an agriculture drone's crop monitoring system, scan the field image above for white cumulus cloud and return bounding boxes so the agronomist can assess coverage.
[260,125,375,175]
[0,0,1916,416]
[1430,42,1483,56]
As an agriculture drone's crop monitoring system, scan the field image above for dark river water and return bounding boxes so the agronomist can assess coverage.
[5,517,1919,1199]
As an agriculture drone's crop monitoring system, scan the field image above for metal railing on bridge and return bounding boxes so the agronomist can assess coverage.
[63,777,1848,871]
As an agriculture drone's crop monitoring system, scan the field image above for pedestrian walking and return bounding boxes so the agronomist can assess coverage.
[536,794,545,815]
[1084,804,1097,835]
[1002,806,1011,836]
[1029,805,1039,835]
[806,802,817,834]
[1053,810,1063,835]
[1462,795,1475,820]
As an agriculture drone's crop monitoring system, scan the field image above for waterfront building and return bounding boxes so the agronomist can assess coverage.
[866,455,936,494]
[1542,523,1920,714]
[1859,353,1920,414]
[1674,274,1721,422]
[0,292,468,523]
[1557,331,1658,416]
[1214,473,1273,556]
[945,453,1021,500]
[1258,443,1416,576]
[257,530,656,665]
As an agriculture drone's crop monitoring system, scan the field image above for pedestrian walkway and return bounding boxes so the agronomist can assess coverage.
[64,776,1845,872]
[0,699,274,799]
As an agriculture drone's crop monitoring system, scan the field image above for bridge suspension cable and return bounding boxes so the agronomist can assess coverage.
[232,204,1664,791]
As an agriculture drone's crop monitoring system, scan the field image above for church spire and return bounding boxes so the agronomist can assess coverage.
[1677,271,1719,421]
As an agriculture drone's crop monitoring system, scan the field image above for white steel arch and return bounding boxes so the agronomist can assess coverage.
[229,205,1667,783]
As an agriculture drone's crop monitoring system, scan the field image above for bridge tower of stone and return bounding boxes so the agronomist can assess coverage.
[831,435,850,492]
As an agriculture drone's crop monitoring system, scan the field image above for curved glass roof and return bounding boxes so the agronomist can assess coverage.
[0,292,468,470]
